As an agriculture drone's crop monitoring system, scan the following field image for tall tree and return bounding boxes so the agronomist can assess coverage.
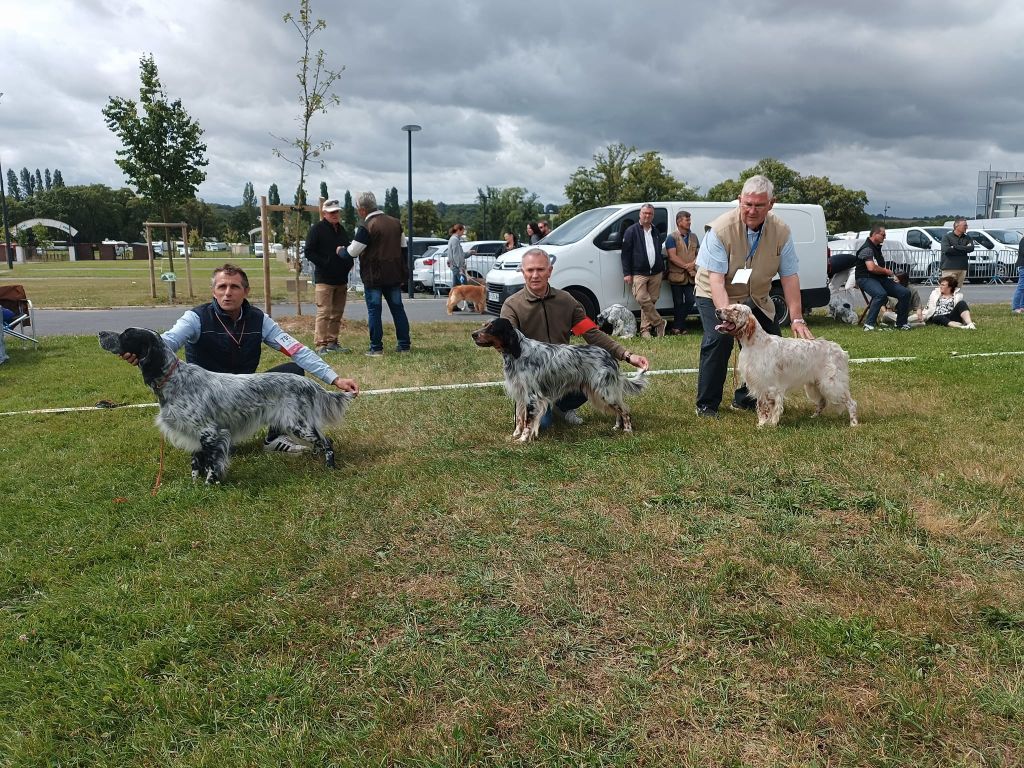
[268,183,283,239]
[562,143,695,218]
[34,169,43,193]
[241,181,258,231]
[20,168,33,197]
[412,199,441,237]
[102,53,208,271]
[6,169,20,201]
[52,169,65,188]
[342,190,356,231]
[319,180,328,201]
[44,169,52,191]
[384,186,401,218]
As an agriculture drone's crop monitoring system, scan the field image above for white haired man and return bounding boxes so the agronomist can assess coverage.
[693,175,814,418]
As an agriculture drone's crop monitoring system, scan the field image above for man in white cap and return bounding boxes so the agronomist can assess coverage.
[305,198,353,354]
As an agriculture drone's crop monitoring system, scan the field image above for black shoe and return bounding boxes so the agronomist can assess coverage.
[695,406,720,419]
[730,398,757,412]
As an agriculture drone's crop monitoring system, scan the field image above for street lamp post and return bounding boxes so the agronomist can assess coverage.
[402,124,421,298]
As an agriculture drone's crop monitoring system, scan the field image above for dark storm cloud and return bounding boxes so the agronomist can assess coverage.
[1,0,1022,217]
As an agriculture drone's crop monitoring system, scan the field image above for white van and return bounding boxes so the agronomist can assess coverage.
[876,226,1000,282]
[484,201,829,323]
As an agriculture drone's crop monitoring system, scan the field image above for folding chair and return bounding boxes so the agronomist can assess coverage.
[0,284,39,346]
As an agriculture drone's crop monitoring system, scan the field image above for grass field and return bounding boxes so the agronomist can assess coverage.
[0,257,301,308]
[1,309,1022,766]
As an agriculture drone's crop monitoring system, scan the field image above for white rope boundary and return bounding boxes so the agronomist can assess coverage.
[2,349,1023,419]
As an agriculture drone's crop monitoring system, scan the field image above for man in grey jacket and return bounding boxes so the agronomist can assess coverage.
[941,217,974,288]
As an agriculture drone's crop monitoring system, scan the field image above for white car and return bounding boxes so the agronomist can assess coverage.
[413,240,506,292]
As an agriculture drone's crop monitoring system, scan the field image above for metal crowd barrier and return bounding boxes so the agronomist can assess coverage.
[830,244,1016,285]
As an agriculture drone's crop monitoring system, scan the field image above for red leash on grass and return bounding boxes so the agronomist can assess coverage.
[150,435,165,496]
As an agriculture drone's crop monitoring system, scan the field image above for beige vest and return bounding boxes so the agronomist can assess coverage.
[666,228,698,285]
[695,208,790,318]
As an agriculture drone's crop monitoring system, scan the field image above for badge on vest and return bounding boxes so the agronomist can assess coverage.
[275,332,303,356]
[732,268,753,285]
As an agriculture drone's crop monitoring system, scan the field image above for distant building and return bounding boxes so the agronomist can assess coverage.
[977,170,1024,218]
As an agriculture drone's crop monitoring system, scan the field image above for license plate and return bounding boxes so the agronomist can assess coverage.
[487,291,499,302]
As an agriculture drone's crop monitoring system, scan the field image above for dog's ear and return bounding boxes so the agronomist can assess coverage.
[492,318,522,358]
[123,328,156,364]
[743,313,758,341]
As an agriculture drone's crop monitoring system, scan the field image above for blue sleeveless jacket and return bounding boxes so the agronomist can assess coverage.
[185,300,264,373]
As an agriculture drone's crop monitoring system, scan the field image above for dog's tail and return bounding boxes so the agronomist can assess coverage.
[621,370,650,395]
[312,390,356,427]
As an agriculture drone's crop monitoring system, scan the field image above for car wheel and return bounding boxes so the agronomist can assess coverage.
[770,293,790,326]
[566,287,599,322]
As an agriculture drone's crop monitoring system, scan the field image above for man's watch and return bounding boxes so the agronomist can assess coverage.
[791,318,807,325]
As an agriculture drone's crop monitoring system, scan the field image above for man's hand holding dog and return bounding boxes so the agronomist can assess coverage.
[624,351,649,372]
[790,318,815,340]
[332,377,359,394]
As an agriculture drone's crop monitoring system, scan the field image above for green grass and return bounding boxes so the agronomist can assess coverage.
[0,257,301,307]
[2,308,1023,766]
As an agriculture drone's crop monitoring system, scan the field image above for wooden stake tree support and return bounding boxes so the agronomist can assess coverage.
[143,222,194,302]
[259,196,324,317]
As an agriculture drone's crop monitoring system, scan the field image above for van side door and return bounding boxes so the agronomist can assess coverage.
[591,206,670,311]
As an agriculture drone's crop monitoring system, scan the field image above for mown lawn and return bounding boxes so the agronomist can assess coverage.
[0,257,300,308]
[1,309,1022,766]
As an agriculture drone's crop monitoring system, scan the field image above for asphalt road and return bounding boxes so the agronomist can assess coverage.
[27,284,1020,337]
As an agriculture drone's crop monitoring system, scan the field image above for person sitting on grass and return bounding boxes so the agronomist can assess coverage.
[923,275,977,329]
[882,272,924,326]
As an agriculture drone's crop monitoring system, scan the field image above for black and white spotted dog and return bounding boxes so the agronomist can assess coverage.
[98,327,354,483]
[597,303,637,338]
[471,317,649,442]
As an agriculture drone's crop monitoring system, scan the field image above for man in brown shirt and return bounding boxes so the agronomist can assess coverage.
[500,248,648,427]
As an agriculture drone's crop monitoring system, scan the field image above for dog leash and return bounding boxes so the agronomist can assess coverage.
[151,435,166,496]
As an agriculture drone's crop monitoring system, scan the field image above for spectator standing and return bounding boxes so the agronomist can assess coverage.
[940,217,974,288]
[855,224,911,331]
[621,203,667,338]
[498,230,519,255]
[343,192,412,356]
[446,223,469,287]
[693,175,813,417]
[526,222,541,244]
[664,210,699,334]
[304,198,353,354]
[537,221,551,238]
[1013,236,1024,313]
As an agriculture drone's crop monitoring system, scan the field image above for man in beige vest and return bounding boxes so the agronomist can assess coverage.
[693,175,814,417]
[664,210,699,334]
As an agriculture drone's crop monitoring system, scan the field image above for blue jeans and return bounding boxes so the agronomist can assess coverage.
[857,276,909,326]
[1013,266,1024,311]
[539,391,588,429]
[695,297,780,412]
[364,285,411,352]
[670,282,695,331]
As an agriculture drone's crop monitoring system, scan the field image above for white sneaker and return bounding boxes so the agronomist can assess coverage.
[863,324,876,331]
[263,435,309,453]
[559,408,584,426]
[962,322,977,330]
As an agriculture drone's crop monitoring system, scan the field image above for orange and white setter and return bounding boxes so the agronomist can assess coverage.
[714,304,858,427]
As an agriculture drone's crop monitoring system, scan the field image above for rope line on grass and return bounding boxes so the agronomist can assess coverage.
[3,349,1024,418]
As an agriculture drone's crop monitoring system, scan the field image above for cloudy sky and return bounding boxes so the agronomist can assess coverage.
[2,0,1023,218]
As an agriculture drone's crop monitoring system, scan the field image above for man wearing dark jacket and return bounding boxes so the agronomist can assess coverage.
[620,203,667,337]
[305,198,353,354]
[941,217,974,288]
[855,225,910,331]
[341,191,411,356]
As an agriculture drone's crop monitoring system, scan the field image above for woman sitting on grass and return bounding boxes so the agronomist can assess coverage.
[924,275,976,329]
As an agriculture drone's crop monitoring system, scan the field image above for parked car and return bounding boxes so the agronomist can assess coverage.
[871,227,1000,283]
[205,241,228,252]
[412,245,446,292]
[967,229,1022,279]
[414,240,506,293]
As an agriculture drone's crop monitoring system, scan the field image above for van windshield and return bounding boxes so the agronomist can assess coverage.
[541,207,618,246]
[925,227,951,241]
[987,230,1022,246]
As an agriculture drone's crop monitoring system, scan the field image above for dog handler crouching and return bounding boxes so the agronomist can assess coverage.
[120,264,359,453]
[499,248,649,428]
[694,175,814,418]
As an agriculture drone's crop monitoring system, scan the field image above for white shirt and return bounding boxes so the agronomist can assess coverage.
[643,227,656,269]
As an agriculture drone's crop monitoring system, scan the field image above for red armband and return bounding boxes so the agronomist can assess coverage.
[571,317,599,336]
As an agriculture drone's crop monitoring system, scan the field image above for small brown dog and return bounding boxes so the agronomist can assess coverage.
[447,283,487,314]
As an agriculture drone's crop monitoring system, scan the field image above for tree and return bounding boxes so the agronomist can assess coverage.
[561,143,695,219]
[240,181,258,232]
[475,186,543,239]
[384,186,401,218]
[102,53,208,269]
[34,169,43,193]
[412,199,441,237]
[342,190,356,232]
[273,0,344,312]
[6,169,19,201]
[798,174,869,233]
[52,169,65,188]
[319,180,328,201]
[268,183,283,239]
[44,169,52,191]
[20,168,33,198]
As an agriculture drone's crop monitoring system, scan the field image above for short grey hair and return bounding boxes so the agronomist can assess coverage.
[521,247,551,265]
[741,174,774,198]
[356,191,378,211]
[676,210,691,222]
[640,203,655,213]
[953,216,968,227]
